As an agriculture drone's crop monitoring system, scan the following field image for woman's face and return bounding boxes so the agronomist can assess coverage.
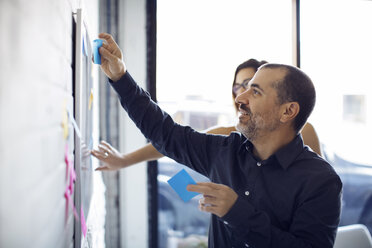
[233,67,257,98]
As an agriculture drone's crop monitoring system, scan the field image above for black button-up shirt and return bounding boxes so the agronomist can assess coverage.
[110,72,342,248]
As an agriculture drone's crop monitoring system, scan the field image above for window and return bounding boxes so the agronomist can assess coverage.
[301,0,372,233]
[157,0,292,247]
[343,95,366,123]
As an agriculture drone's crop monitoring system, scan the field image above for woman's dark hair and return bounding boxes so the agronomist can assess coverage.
[232,59,268,112]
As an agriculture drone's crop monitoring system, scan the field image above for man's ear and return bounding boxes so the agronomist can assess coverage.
[280,102,300,123]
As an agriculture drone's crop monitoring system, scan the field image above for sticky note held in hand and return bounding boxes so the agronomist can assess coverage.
[93,39,103,64]
[167,169,199,202]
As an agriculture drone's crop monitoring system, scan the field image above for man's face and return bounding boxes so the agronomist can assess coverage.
[235,67,286,141]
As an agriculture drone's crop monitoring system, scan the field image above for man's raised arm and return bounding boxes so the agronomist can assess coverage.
[96,33,224,176]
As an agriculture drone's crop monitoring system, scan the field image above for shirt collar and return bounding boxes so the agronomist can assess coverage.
[241,137,253,153]
[242,134,305,170]
[274,134,305,170]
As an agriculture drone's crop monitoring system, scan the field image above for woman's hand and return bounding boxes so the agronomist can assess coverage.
[91,140,130,171]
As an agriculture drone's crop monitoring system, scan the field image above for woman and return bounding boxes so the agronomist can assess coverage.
[91,59,322,170]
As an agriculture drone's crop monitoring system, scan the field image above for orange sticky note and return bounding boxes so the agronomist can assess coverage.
[88,88,93,110]
[62,103,69,139]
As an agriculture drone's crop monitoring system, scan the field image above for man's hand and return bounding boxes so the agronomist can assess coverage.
[98,33,126,82]
[187,182,238,217]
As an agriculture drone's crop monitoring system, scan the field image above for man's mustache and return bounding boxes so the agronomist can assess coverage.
[239,104,252,116]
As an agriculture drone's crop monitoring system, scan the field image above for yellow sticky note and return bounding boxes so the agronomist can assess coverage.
[89,88,93,110]
[62,101,69,139]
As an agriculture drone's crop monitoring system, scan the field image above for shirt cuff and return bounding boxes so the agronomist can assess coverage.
[221,196,254,237]
[108,71,135,96]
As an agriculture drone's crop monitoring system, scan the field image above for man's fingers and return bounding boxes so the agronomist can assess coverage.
[187,181,222,194]
[99,33,121,54]
[101,42,109,49]
[99,46,118,62]
[200,196,217,206]
[98,33,119,46]
[197,182,221,189]
[101,42,112,51]
[95,166,109,171]
[187,184,217,196]
[101,42,116,54]
[199,204,218,215]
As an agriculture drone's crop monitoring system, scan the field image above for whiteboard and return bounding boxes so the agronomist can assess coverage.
[74,8,94,247]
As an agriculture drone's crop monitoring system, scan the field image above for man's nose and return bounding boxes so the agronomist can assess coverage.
[235,89,250,105]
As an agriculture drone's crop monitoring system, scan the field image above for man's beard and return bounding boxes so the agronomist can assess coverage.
[236,104,280,141]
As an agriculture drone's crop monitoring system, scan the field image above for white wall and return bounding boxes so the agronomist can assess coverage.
[0,0,101,247]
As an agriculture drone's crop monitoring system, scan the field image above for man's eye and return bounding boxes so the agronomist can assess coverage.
[253,89,260,95]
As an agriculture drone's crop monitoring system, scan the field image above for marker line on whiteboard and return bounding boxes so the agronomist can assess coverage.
[67,110,82,139]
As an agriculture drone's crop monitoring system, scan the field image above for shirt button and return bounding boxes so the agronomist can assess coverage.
[245,191,250,196]
[257,162,261,167]
[245,244,250,247]
[223,221,229,225]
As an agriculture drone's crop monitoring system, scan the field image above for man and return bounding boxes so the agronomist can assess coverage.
[97,32,342,248]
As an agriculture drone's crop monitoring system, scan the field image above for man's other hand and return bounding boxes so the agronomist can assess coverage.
[187,182,238,217]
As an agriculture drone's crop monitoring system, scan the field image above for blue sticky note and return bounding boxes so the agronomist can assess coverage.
[93,39,103,64]
[167,169,199,202]
[82,36,87,56]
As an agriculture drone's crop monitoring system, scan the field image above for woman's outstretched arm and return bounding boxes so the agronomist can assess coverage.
[91,126,237,171]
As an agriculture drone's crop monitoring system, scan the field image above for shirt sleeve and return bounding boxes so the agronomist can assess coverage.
[221,175,342,248]
[109,72,228,176]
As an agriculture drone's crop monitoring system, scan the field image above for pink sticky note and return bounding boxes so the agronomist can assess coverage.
[64,144,70,180]
[64,186,79,222]
[68,180,74,194]
[68,167,76,194]
[64,187,70,223]
[81,207,87,237]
